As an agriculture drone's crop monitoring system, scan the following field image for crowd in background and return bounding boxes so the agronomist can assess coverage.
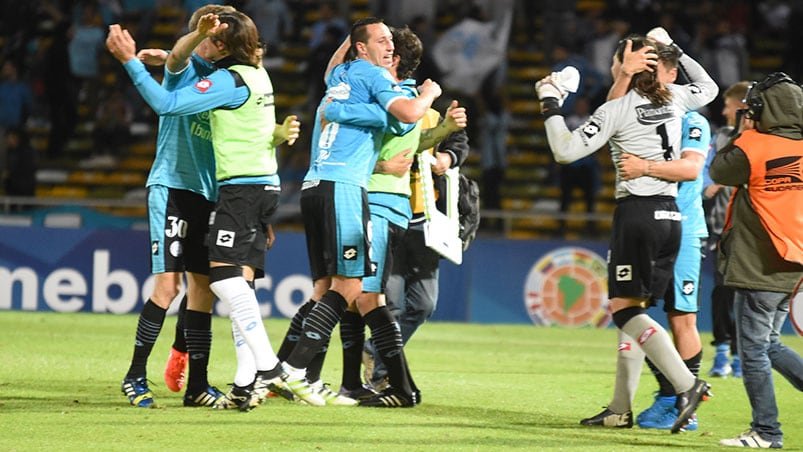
[1,0,802,220]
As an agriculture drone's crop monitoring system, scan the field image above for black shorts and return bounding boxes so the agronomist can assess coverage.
[147,186,214,275]
[608,196,681,302]
[207,184,280,278]
[301,180,372,281]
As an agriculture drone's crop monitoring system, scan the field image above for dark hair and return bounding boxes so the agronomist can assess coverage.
[214,11,260,67]
[391,26,422,80]
[349,17,384,56]
[616,35,673,106]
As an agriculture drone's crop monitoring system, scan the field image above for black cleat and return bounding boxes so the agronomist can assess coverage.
[358,387,415,408]
[672,379,712,433]
[580,407,633,428]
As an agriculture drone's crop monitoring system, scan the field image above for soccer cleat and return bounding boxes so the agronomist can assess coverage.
[164,347,188,392]
[338,384,378,401]
[254,372,296,403]
[213,385,258,412]
[720,430,783,448]
[639,408,700,431]
[709,346,732,378]
[671,379,712,433]
[358,387,415,408]
[636,393,676,426]
[310,380,358,406]
[121,377,155,408]
[732,356,743,378]
[281,368,326,406]
[580,407,633,428]
[183,385,226,407]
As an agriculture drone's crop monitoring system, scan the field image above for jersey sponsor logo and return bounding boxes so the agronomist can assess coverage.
[151,241,159,255]
[523,247,610,328]
[688,127,702,141]
[216,230,235,248]
[195,79,213,93]
[342,246,358,260]
[654,210,682,221]
[618,341,631,351]
[635,104,675,125]
[328,82,350,100]
[638,326,657,345]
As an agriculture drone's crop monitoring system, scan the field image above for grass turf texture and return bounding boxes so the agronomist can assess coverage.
[1,311,801,451]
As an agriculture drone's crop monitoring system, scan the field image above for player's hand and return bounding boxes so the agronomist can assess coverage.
[278,114,301,146]
[137,48,168,66]
[376,149,413,176]
[442,100,467,132]
[431,151,453,176]
[197,13,228,38]
[620,39,657,76]
[617,152,651,181]
[419,79,442,99]
[106,24,137,63]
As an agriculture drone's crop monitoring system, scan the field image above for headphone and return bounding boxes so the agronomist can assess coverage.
[742,72,797,120]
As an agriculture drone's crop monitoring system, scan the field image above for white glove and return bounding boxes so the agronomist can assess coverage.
[535,66,580,107]
[647,27,673,46]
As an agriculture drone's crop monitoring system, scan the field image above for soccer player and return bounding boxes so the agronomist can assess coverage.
[535,31,718,433]
[611,40,711,431]
[118,4,234,409]
[322,26,468,407]
[704,81,751,379]
[276,17,441,406]
[107,10,300,410]
[712,72,803,449]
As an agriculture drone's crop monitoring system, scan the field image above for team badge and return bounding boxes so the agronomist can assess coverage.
[523,247,610,328]
[195,79,213,93]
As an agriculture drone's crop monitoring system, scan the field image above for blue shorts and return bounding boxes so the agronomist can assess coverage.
[362,214,406,293]
[662,235,704,314]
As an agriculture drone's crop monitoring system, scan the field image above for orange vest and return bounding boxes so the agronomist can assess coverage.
[729,130,803,264]
[409,109,443,215]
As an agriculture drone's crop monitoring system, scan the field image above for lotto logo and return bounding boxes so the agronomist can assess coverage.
[682,280,695,295]
[616,265,632,281]
[342,246,357,260]
[216,230,235,248]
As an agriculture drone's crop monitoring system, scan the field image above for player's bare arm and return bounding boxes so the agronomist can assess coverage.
[618,151,705,182]
[418,100,467,151]
[375,149,414,176]
[166,13,228,72]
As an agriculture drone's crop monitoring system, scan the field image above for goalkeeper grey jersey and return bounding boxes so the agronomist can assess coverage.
[544,54,718,199]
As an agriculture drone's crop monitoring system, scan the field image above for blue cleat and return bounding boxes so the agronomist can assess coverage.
[122,377,155,408]
[637,393,676,426]
[731,355,743,378]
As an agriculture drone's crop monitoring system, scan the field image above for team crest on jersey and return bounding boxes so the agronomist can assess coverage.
[195,79,213,93]
[343,246,358,260]
[682,280,695,295]
[216,230,235,248]
[688,127,702,141]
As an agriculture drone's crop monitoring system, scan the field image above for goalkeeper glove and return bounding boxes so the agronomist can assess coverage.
[534,66,580,107]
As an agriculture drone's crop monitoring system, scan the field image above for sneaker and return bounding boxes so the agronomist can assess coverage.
[121,377,155,408]
[709,345,732,378]
[338,384,378,401]
[281,367,326,406]
[732,356,743,378]
[310,380,358,406]
[214,385,258,412]
[579,407,633,428]
[254,372,296,403]
[358,386,415,408]
[671,379,711,433]
[183,385,226,407]
[720,430,783,448]
[637,393,676,426]
[164,347,188,392]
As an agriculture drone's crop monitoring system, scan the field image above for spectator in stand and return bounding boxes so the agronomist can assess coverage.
[68,2,106,110]
[243,0,294,58]
[83,87,133,169]
[308,1,347,51]
[0,60,33,160]
[560,95,600,237]
[3,128,37,209]
[478,66,509,224]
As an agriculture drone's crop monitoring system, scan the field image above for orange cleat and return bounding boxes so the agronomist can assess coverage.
[164,347,188,392]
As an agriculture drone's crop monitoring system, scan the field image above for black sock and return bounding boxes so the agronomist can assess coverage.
[684,350,702,379]
[286,291,347,370]
[172,295,188,353]
[364,306,411,396]
[339,310,366,390]
[646,357,676,397]
[257,362,283,381]
[184,309,212,394]
[305,337,330,383]
[126,300,166,379]
[277,300,314,361]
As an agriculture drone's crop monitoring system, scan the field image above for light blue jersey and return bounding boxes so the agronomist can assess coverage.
[678,111,710,239]
[304,59,410,188]
[147,53,218,201]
